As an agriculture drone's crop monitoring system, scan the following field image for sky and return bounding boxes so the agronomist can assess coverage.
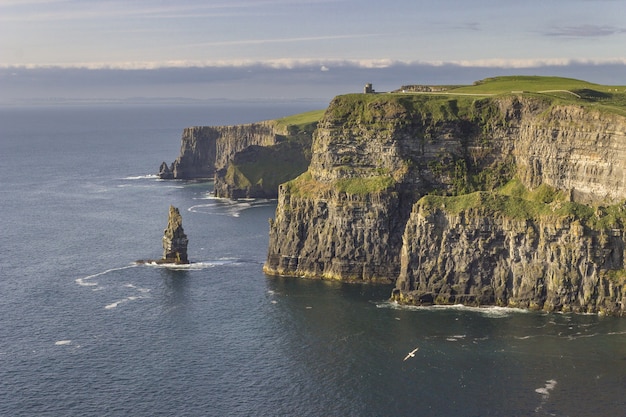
[1,0,626,103]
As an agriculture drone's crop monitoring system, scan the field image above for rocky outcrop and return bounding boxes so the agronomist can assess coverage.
[162,205,189,264]
[159,120,315,198]
[264,92,626,315]
[161,126,219,179]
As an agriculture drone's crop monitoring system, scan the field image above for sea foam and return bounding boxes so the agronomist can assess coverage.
[188,198,274,217]
[535,379,557,397]
[105,296,142,310]
[76,264,138,287]
[140,259,244,270]
[122,174,159,180]
[375,301,527,317]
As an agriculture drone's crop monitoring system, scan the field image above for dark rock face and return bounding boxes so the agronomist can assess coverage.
[162,205,189,264]
[164,127,219,180]
[392,204,626,315]
[158,161,174,179]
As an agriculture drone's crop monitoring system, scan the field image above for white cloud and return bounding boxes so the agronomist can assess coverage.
[3,57,626,71]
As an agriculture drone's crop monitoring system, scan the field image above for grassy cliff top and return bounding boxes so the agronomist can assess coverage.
[271,76,626,129]
[274,109,325,132]
[450,75,623,94]
[398,76,626,116]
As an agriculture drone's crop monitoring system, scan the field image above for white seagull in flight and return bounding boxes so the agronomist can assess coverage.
[403,347,419,361]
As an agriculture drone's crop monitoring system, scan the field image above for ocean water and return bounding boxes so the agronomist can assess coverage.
[1,102,625,417]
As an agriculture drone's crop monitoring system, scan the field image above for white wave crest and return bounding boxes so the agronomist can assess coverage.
[76,264,138,287]
[535,379,557,397]
[375,301,527,317]
[188,198,274,217]
[122,174,159,180]
[105,296,142,310]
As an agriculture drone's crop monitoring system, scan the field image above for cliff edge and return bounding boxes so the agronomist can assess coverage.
[264,76,626,315]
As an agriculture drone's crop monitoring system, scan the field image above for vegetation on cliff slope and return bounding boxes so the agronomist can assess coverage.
[220,110,324,197]
[419,178,626,231]
[284,171,396,197]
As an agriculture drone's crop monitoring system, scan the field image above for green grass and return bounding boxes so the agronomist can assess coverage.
[284,171,395,197]
[450,76,610,94]
[226,141,310,194]
[391,76,626,116]
[463,76,626,116]
[274,109,325,132]
[418,178,626,230]
[334,176,395,195]
[326,93,487,128]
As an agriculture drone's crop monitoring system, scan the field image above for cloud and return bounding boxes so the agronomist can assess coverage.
[4,57,626,71]
[545,24,626,38]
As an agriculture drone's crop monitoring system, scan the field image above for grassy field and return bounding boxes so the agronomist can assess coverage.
[397,76,626,116]
[274,109,325,131]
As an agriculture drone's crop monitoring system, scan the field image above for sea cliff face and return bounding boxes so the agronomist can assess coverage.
[393,200,626,315]
[159,121,313,198]
[264,92,626,315]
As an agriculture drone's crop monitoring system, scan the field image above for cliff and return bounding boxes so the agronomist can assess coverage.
[264,77,626,315]
[392,190,626,315]
[159,113,320,198]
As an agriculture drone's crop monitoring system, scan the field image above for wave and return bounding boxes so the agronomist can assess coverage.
[375,301,527,317]
[138,258,248,270]
[123,283,151,293]
[535,379,557,397]
[76,264,138,287]
[104,296,143,310]
[188,198,275,217]
[122,174,159,180]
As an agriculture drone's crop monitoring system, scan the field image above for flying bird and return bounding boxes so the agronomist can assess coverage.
[403,347,419,361]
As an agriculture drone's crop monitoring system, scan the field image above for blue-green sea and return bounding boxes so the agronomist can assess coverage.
[1,102,625,416]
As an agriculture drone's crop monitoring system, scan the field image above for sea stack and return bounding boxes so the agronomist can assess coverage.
[162,205,189,264]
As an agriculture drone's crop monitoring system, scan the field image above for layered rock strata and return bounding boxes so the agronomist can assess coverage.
[392,200,626,315]
[264,93,626,315]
